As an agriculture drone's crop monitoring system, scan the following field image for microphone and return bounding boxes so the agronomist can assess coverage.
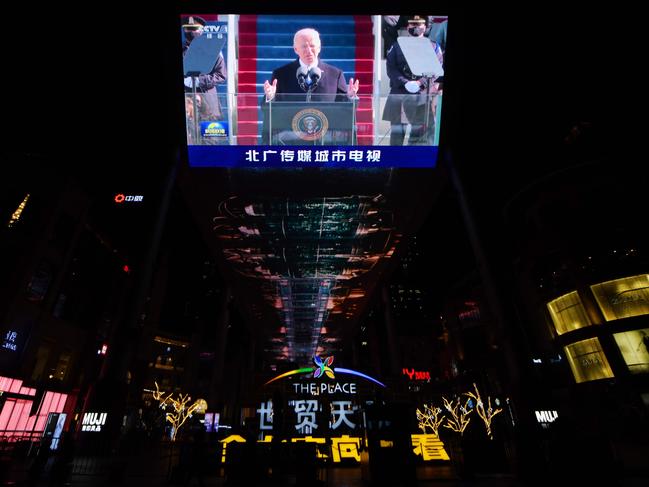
[308,66,322,87]
[296,65,309,91]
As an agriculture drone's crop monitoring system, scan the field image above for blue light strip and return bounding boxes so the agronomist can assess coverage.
[334,368,386,388]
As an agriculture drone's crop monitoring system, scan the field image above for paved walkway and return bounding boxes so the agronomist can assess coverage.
[3,456,648,486]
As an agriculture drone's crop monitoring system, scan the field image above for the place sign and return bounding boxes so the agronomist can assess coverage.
[265,355,385,388]
[292,382,357,395]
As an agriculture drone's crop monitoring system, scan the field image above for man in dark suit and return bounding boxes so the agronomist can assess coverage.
[261,28,360,144]
[263,28,359,102]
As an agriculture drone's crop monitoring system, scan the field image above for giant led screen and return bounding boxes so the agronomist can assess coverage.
[181,14,447,168]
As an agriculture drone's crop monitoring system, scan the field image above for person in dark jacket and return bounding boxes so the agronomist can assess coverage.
[49,433,75,486]
[382,16,402,59]
[261,28,360,144]
[182,16,227,144]
[262,28,359,103]
[382,16,443,146]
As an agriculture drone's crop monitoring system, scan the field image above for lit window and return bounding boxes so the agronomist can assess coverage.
[613,328,649,374]
[591,274,649,321]
[564,338,614,383]
[26,261,52,302]
[54,352,71,381]
[31,345,51,381]
[547,291,593,335]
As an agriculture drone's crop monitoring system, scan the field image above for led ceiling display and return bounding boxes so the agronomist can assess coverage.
[213,195,395,362]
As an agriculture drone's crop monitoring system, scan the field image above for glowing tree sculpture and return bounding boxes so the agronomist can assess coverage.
[442,396,472,435]
[416,404,445,436]
[464,383,502,439]
[152,382,205,441]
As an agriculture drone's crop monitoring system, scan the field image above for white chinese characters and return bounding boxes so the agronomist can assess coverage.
[244,148,382,164]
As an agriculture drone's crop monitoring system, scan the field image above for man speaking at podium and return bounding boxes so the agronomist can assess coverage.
[263,28,359,102]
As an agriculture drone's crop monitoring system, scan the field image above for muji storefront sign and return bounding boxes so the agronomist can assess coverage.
[81,412,108,432]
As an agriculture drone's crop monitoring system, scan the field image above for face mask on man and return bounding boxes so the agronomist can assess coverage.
[184,29,202,42]
[408,25,425,36]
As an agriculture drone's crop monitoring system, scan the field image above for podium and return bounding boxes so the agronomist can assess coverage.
[262,99,356,145]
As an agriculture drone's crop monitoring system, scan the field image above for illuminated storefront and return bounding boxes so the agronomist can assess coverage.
[547,291,593,335]
[591,274,649,321]
[545,275,649,384]
[0,376,70,440]
[613,328,649,374]
[214,356,517,464]
[563,338,615,383]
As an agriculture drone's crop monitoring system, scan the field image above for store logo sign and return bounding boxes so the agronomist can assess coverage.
[534,410,558,423]
[81,412,108,432]
[314,356,334,379]
[264,355,386,389]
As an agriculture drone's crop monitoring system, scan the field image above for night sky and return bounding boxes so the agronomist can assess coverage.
[3,3,636,242]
